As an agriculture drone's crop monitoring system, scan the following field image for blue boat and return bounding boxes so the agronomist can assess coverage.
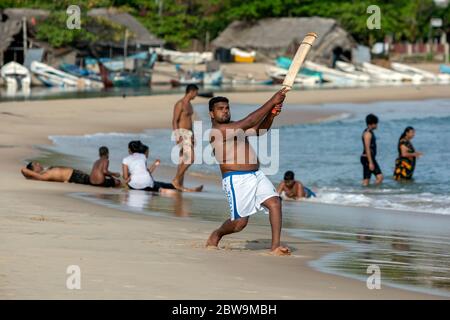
[60,63,102,82]
[439,64,450,74]
[82,52,157,87]
[275,56,324,82]
[276,56,293,69]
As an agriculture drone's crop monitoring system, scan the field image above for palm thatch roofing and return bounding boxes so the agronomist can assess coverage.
[0,9,49,55]
[3,8,49,20]
[0,7,163,56]
[88,8,164,47]
[212,17,356,64]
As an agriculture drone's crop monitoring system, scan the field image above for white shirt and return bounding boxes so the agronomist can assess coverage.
[122,153,154,189]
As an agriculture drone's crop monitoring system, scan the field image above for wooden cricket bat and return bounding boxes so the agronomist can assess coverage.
[282,32,318,90]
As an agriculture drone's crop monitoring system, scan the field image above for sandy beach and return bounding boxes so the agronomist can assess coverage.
[1,84,449,299]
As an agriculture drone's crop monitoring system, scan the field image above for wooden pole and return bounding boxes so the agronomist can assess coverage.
[124,29,128,63]
[205,31,210,51]
[23,16,27,62]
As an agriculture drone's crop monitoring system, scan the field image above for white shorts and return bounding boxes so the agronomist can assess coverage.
[222,170,279,221]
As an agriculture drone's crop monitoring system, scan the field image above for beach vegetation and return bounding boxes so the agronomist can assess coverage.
[2,0,450,49]
[35,12,128,47]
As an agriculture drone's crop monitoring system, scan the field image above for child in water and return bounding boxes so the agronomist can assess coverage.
[277,171,316,201]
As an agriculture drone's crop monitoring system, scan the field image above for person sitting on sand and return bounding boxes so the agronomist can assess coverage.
[89,146,121,188]
[122,140,197,194]
[140,143,202,193]
[21,162,91,185]
[277,170,316,200]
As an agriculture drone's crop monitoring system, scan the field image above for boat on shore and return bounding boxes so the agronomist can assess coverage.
[1,62,31,90]
[155,48,213,65]
[170,63,223,87]
[439,64,450,74]
[266,66,319,86]
[31,61,103,88]
[391,62,437,82]
[170,69,223,87]
[203,69,223,86]
[60,63,102,82]
[275,57,323,82]
[231,48,256,63]
[361,62,423,83]
[304,61,361,84]
[335,61,371,81]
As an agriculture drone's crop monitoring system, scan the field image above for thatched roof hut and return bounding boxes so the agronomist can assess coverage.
[88,8,163,47]
[212,17,356,65]
[0,9,49,63]
[0,18,22,55]
[0,7,163,65]
[3,8,49,21]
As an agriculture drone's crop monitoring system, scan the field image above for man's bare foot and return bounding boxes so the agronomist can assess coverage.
[270,246,291,256]
[206,230,221,248]
[192,185,203,192]
[171,178,183,191]
[182,185,204,192]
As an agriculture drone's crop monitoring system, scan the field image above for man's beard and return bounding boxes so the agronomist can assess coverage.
[216,116,231,124]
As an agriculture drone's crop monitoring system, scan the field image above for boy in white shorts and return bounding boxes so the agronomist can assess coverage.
[206,89,291,256]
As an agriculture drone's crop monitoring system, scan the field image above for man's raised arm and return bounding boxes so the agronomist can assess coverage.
[248,103,282,136]
[223,89,286,131]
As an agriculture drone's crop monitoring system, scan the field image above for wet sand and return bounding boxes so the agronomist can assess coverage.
[1,86,449,299]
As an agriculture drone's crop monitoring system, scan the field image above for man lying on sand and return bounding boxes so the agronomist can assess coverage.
[206,89,291,256]
[90,146,121,187]
[21,162,91,185]
[277,170,316,200]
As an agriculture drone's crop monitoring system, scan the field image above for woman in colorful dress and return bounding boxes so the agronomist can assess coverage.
[393,127,423,181]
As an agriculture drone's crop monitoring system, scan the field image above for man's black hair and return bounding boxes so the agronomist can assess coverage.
[99,146,109,157]
[284,170,295,180]
[128,140,143,153]
[26,162,34,170]
[208,96,229,112]
[186,84,199,94]
[366,114,379,126]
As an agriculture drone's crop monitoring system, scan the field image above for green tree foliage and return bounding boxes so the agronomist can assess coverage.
[2,0,450,49]
[35,11,128,48]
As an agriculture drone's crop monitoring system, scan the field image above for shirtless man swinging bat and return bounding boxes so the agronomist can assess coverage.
[206,89,290,256]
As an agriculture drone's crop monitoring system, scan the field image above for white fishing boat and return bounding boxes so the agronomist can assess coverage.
[31,61,103,88]
[335,61,371,81]
[390,62,437,82]
[265,66,318,86]
[203,69,223,86]
[437,73,450,83]
[1,61,31,90]
[304,61,360,84]
[155,48,213,65]
[361,62,423,83]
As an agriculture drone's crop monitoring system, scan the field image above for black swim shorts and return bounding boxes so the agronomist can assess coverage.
[102,176,117,188]
[360,156,382,180]
[128,181,176,192]
[69,169,91,185]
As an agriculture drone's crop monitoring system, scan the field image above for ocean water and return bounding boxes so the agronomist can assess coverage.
[35,98,450,297]
[43,98,450,216]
